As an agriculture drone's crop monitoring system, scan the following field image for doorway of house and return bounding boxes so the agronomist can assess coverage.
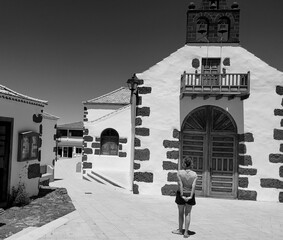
[181,106,238,198]
[0,118,13,207]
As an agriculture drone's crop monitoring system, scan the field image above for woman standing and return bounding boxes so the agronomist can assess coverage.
[172,156,197,238]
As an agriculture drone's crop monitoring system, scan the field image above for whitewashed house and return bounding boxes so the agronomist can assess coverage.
[82,0,283,202]
[0,84,48,207]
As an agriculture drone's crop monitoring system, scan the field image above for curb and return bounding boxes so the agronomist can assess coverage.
[5,211,77,240]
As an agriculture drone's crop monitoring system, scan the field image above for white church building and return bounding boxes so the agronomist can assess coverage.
[82,0,283,202]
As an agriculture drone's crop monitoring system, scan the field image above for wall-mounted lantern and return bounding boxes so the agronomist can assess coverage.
[127,74,140,103]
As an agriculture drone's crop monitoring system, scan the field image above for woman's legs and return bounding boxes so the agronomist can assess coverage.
[184,204,192,237]
[177,204,185,233]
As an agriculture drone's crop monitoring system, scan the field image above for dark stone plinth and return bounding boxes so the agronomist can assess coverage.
[167,151,179,159]
[238,177,249,188]
[134,149,150,161]
[239,167,257,176]
[134,172,153,182]
[161,184,178,196]
[269,154,283,163]
[260,178,283,189]
[28,164,40,179]
[163,140,179,149]
[238,190,257,201]
[163,161,178,170]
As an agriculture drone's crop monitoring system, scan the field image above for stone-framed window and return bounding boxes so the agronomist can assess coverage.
[100,128,119,156]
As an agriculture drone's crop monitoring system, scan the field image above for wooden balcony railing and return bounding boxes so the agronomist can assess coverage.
[180,72,250,99]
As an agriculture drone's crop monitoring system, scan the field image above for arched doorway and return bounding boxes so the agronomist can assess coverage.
[181,106,238,198]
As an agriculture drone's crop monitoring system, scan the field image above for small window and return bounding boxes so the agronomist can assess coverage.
[100,128,119,155]
[196,18,209,42]
[218,17,230,42]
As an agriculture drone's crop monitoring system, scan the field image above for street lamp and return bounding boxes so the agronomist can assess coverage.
[127,74,140,103]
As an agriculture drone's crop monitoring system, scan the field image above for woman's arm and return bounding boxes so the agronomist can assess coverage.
[190,176,197,198]
[177,172,183,196]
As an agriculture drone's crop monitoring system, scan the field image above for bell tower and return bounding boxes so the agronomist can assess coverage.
[186,0,240,43]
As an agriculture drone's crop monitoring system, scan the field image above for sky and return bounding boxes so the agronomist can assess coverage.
[0,0,282,124]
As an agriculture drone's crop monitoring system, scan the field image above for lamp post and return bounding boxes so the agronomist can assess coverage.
[127,73,141,192]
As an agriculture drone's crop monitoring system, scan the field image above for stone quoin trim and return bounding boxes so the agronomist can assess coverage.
[118,152,127,158]
[161,184,178,196]
[167,172,178,182]
[274,109,283,116]
[84,129,89,135]
[239,133,254,142]
[238,177,249,188]
[83,162,92,169]
[279,166,283,178]
[94,149,100,155]
[134,149,150,161]
[280,144,283,153]
[134,138,141,147]
[134,163,141,170]
[84,136,93,142]
[135,117,142,126]
[166,151,179,160]
[91,142,100,148]
[138,86,152,95]
[281,119,283,127]
[28,164,40,179]
[134,172,153,182]
[269,154,283,163]
[276,85,283,95]
[260,179,283,189]
[274,129,283,140]
[279,192,283,203]
[133,184,139,194]
[239,143,247,154]
[163,140,180,149]
[119,144,122,150]
[238,190,257,201]
[239,167,257,176]
[119,138,127,144]
[136,107,150,117]
[238,155,252,166]
[82,155,87,161]
[84,148,93,155]
[173,129,180,139]
[163,161,178,170]
[135,128,150,136]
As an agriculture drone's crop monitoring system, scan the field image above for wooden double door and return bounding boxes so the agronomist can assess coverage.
[0,118,12,207]
[181,106,238,198]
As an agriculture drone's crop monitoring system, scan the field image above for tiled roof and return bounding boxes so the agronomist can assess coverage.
[57,121,84,130]
[42,111,60,120]
[0,84,48,107]
[83,87,130,105]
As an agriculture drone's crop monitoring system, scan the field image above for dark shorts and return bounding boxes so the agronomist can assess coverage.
[175,191,196,206]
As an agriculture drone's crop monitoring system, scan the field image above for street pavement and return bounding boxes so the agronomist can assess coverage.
[8,157,283,240]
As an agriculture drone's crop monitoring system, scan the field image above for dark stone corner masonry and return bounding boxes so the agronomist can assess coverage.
[134,172,153,182]
[161,184,178,196]
[238,190,257,201]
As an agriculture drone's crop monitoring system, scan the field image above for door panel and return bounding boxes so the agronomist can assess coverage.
[0,120,12,206]
[181,106,238,198]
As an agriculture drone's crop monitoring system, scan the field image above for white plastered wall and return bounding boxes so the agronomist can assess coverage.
[136,45,283,201]
[84,105,133,190]
[0,98,43,198]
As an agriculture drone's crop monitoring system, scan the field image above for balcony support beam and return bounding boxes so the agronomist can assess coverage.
[203,95,210,100]
[228,95,235,101]
[191,94,197,100]
[216,95,223,100]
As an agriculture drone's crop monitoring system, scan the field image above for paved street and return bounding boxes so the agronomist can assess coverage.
[10,157,283,240]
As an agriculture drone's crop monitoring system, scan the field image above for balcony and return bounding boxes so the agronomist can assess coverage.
[180,72,250,100]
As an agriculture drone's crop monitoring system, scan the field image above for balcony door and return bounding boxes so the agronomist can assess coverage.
[202,58,221,85]
[181,106,238,198]
[0,118,13,207]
